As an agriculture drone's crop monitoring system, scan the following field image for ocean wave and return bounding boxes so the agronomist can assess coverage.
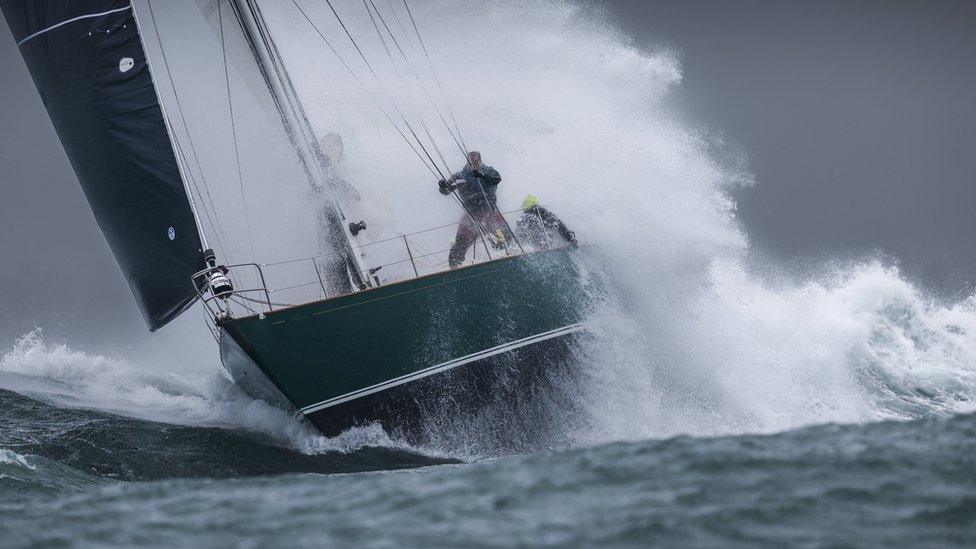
[3,413,972,547]
[0,389,455,482]
[0,449,36,471]
[3,0,976,459]
[0,331,428,458]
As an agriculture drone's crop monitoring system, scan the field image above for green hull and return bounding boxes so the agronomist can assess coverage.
[219,247,586,436]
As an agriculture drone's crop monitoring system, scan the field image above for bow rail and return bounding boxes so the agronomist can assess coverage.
[193,207,567,330]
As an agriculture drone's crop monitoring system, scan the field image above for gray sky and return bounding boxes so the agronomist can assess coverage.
[1,0,975,347]
[604,0,976,288]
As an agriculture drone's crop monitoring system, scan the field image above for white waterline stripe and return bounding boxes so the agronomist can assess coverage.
[300,324,581,414]
[300,323,582,415]
[17,4,133,46]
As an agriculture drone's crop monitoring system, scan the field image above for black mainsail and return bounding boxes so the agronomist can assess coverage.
[2,0,206,330]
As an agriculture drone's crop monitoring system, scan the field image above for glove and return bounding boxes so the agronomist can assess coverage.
[438,179,452,195]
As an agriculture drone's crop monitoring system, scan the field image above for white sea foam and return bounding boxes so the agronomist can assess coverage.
[5,1,975,454]
[0,449,36,471]
[0,330,402,455]
[575,260,976,443]
[271,0,976,443]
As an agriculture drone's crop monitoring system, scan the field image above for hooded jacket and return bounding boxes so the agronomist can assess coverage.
[517,205,576,248]
[450,165,502,214]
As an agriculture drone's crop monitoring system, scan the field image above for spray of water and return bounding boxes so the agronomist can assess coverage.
[0,329,406,455]
[3,1,975,455]
[270,0,976,444]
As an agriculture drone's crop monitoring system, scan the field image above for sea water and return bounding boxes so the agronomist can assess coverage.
[2,0,975,546]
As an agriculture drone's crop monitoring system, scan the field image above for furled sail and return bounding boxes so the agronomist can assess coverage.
[2,0,207,331]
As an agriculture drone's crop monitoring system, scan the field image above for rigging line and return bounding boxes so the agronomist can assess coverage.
[420,115,452,177]
[393,2,519,251]
[320,0,448,181]
[236,292,295,309]
[304,0,485,246]
[382,0,412,57]
[362,0,452,176]
[285,0,436,179]
[228,295,258,315]
[401,0,468,153]
[368,0,466,158]
[145,0,233,260]
[172,136,231,259]
[219,0,258,261]
[389,16,521,256]
[325,0,445,180]
[232,1,324,190]
[287,0,439,180]
[357,0,488,241]
[353,1,492,247]
[362,0,394,66]
[425,121,452,176]
[233,0,368,291]
[253,5,328,178]
[338,1,512,255]
[200,306,219,342]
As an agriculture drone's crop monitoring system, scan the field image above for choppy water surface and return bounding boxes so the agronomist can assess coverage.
[1,319,975,547]
[1,388,974,547]
[4,0,976,545]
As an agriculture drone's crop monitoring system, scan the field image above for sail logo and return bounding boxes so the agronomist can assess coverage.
[119,57,134,73]
[168,227,176,241]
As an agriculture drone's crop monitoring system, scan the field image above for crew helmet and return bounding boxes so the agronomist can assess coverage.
[522,194,539,211]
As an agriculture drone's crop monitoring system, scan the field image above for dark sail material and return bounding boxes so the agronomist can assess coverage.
[2,0,205,331]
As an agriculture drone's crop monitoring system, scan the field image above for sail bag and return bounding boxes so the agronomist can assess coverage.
[2,0,205,330]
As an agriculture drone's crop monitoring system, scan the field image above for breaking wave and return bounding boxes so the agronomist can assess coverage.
[0,330,419,457]
[574,260,976,443]
[274,0,976,444]
[4,0,976,458]
[0,334,456,480]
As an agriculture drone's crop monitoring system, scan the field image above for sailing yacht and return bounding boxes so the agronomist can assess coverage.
[2,0,588,439]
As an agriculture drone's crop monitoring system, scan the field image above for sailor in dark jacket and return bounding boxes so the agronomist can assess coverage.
[440,151,502,213]
[516,194,578,249]
[438,151,511,267]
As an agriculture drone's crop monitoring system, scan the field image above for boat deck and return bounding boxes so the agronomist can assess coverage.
[194,207,570,331]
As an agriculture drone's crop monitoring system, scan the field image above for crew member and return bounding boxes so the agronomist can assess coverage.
[314,132,360,294]
[516,194,578,249]
[438,151,512,268]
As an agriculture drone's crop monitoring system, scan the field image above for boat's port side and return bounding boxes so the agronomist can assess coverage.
[218,247,586,436]
[303,329,578,438]
[219,326,298,415]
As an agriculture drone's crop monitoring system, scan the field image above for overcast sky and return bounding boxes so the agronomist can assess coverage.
[604,0,976,281]
[1,0,974,349]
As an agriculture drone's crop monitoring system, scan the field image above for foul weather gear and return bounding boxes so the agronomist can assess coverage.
[522,194,539,211]
[448,210,510,268]
[440,156,512,267]
[441,164,502,215]
[516,205,577,249]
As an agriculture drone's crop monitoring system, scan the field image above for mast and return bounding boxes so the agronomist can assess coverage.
[225,0,368,289]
